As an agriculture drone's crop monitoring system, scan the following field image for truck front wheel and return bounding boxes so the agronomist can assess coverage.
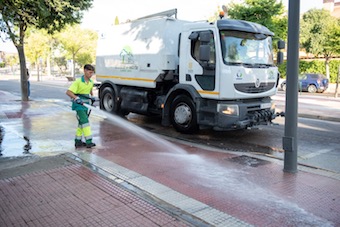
[100,87,118,114]
[170,95,198,133]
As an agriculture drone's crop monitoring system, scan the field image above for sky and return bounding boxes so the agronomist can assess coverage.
[81,0,324,31]
[0,0,324,53]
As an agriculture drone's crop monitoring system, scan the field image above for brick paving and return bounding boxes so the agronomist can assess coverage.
[0,164,192,227]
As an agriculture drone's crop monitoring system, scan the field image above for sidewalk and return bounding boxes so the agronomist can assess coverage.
[0,90,339,226]
[273,91,340,123]
[0,155,193,227]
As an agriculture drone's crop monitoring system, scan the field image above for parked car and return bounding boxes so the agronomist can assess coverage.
[280,73,329,93]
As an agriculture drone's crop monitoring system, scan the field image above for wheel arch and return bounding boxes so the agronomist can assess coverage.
[98,80,122,111]
[161,84,201,126]
[99,80,120,99]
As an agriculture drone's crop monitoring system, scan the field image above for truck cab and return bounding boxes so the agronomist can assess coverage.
[162,19,281,132]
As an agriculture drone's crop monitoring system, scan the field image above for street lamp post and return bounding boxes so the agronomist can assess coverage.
[283,0,300,173]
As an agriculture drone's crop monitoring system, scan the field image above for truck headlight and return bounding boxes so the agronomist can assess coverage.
[271,102,275,110]
[217,104,239,116]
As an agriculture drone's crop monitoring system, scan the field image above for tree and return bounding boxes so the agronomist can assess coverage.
[0,0,93,101]
[300,9,340,80]
[5,54,18,73]
[56,25,97,78]
[53,56,68,75]
[227,0,288,45]
[25,29,50,81]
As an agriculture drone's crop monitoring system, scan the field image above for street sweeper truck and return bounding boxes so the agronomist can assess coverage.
[95,9,284,133]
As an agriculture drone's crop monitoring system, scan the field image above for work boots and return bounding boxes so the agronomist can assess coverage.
[75,140,96,148]
[75,140,86,148]
[86,142,96,148]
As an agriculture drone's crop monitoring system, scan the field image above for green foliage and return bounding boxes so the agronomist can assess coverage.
[328,20,340,54]
[53,56,68,74]
[76,51,95,67]
[25,29,50,65]
[1,0,93,100]
[56,25,97,72]
[0,0,93,44]
[227,0,287,43]
[300,9,340,58]
[5,54,18,67]
[0,62,5,67]
[278,60,339,83]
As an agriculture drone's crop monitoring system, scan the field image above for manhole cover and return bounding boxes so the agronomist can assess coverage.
[229,155,270,167]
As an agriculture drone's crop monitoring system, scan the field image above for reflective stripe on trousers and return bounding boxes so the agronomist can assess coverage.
[75,110,92,142]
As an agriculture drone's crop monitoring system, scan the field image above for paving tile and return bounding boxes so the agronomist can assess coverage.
[0,164,192,226]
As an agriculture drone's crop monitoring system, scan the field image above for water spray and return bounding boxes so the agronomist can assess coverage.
[82,103,185,153]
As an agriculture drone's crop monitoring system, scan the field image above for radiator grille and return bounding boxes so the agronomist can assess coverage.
[234,82,275,93]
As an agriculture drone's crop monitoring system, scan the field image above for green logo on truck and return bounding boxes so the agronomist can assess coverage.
[120,46,134,64]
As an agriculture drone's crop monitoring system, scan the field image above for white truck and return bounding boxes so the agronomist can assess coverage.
[95,9,284,133]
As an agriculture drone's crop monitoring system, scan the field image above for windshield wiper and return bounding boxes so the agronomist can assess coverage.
[226,62,273,68]
[226,62,243,66]
[252,63,273,68]
[243,63,273,68]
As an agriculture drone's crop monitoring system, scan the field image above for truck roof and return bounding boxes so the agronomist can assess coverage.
[216,19,274,36]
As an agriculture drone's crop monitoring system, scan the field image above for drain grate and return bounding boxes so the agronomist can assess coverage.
[229,155,270,167]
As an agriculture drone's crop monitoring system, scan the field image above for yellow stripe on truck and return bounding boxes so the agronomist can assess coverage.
[198,90,220,95]
[96,75,155,82]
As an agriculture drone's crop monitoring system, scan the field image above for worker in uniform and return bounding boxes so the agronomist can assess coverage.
[66,64,96,148]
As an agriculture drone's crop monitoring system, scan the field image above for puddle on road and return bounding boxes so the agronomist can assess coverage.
[229,155,271,167]
[0,124,32,157]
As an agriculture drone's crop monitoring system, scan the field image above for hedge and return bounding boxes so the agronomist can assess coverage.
[278,59,340,83]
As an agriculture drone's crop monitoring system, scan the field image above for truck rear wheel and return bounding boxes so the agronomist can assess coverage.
[170,95,198,133]
[100,87,118,114]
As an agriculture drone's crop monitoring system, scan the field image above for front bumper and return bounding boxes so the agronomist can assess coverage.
[197,98,277,131]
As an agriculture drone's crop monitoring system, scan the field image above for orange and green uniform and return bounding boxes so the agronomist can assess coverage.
[68,76,94,145]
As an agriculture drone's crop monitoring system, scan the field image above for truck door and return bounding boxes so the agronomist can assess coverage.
[181,30,216,92]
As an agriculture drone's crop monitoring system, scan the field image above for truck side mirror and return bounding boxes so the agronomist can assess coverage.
[189,32,199,40]
[277,40,285,65]
[277,51,284,65]
[199,45,210,62]
[278,40,285,50]
[199,32,211,43]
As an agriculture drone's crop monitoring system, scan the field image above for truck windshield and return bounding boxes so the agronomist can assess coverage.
[220,30,274,65]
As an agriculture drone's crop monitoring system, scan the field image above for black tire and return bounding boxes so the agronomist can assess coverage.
[170,95,198,133]
[100,87,118,114]
[307,84,317,93]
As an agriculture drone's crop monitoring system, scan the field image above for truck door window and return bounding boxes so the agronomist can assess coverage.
[191,31,215,65]
[190,31,216,91]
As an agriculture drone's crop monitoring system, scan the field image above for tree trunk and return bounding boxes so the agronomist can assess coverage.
[325,57,330,80]
[47,53,51,77]
[17,45,28,101]
[36,63,40,82]
[72,53,76,79]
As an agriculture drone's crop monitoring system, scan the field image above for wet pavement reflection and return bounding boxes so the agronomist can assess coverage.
[0,100,74,157]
